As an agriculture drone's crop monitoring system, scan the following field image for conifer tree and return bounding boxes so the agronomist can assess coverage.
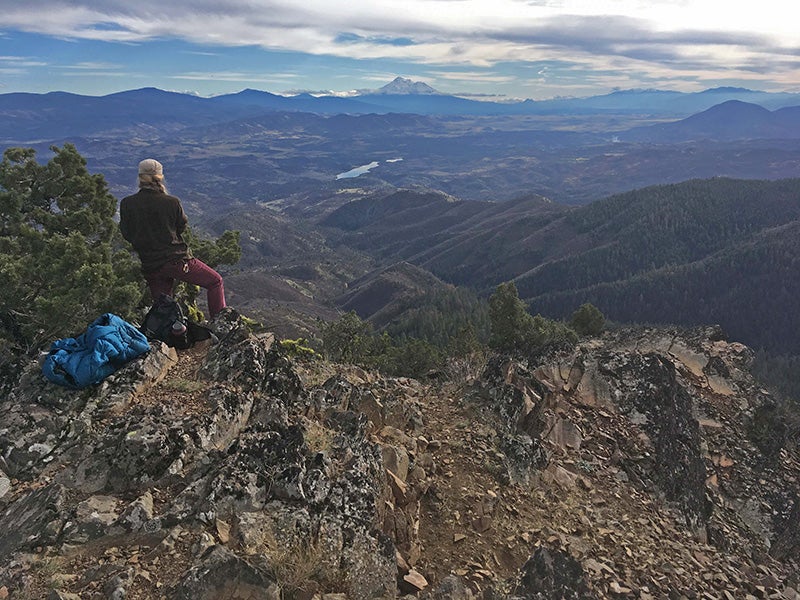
[488,281,577,356]
[0,144,142,351]
[570,302,606,336]
[488,281,533,353]
[320,311,375,363]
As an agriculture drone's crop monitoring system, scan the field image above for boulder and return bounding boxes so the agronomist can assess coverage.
[0,484,66,559]
[511,547,596,599]
[168,545,280,600]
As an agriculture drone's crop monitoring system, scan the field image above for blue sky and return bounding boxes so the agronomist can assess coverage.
[2,1,799,100]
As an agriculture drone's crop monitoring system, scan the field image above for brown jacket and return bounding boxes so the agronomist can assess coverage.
[119,188,190,273]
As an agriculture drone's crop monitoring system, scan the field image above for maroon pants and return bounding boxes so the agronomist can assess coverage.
[144,258,226,319]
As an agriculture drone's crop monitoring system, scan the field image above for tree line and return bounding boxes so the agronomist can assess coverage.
[320,282,604,379]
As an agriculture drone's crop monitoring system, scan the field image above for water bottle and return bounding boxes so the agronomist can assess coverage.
[170,320,188,348]
[171,321,187,336]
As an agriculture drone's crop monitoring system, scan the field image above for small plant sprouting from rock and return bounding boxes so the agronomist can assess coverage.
[303,419,335,454]
[279,338,318,360]
[164,378,205,393]
[269,539,342,599]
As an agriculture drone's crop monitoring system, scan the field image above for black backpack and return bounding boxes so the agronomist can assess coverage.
[140,294,212,350]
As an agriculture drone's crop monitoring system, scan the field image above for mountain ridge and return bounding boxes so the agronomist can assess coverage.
[4,82,800,129]
[6,84,800,209]
[318,177,800,354]
[622,100,800,142]
[1,312,798,597]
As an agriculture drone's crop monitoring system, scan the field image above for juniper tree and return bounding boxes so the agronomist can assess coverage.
[0,144,142,351]
[488,281,532,353]
[570,302,606,336]
[488,281,577,357]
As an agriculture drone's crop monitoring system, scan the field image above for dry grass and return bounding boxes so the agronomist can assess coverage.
[303,419,335,454]
[162,378,206,393]
[268,540,341,599]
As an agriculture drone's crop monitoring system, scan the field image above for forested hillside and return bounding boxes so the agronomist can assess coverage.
[323,177,800,355]
[514,178,800,351]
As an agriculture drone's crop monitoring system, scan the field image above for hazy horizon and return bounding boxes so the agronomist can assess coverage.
[1,1,799,101]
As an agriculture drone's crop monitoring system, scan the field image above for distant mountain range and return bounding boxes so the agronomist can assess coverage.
[623,100,800,142]
[4,79,799,356]
[5,80,800,212]
[4,79,800,143]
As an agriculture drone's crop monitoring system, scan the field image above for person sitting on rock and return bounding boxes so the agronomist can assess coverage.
[119,158,227,320]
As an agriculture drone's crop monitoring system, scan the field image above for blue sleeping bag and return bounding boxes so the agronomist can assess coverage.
[42,313,151,389]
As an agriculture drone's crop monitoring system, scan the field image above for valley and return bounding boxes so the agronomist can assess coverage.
[3,81,800,599]
[5,87,800,212]
[4,84,800,365]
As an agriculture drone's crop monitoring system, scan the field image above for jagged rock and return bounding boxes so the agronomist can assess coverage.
[234,509,288,554]
[357,390,386,432]
[3,319,800,598]
[14,343,176,414]
[0,345,177,482]
[542,464,579,489]
[426,574,475,599]
[485,359,548,436]
[599,352,711,529]
[194,386,255,452]
[249,394,291,428]
[477,358,549,484]
[748,399,788,459]
[314,375,357,412]
[208,307,250,346]
[387,469,409,505]
[770,496,800,561]
[95,343,178,415]
[383,445,410,482]
[62,412,191,494]
[380,426,418,455]
[400,569,429,593]
[465,325,800,597]
[55,386,253,497]
[104,570,133,600]
[200,332,301,400]
[498,431,546,486]
[336,529,398,600]
[315,376,424,435]
[0,484,66,559]
[13,359,90,412]
[62,494,120,544]
[116,491,154,532]
[545,416,583,452]
[0,471,10,501]
[510,547,596,599]
[48,591,81,600]
[168,545,280,599]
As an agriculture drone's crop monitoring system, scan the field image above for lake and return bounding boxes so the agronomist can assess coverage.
[335,158,403,180]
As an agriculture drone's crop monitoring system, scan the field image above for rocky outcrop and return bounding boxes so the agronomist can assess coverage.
[508,547,595,599]
[0,320,798,599]
[467,325,800,597]
[0,312,416,599]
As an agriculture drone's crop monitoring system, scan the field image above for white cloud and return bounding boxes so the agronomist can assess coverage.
[61,61,120,70]
[171,70,301,85]
[0,55,48,67]
[61,70,127,77]
[427,70,517,84]
[3,1,800,93]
